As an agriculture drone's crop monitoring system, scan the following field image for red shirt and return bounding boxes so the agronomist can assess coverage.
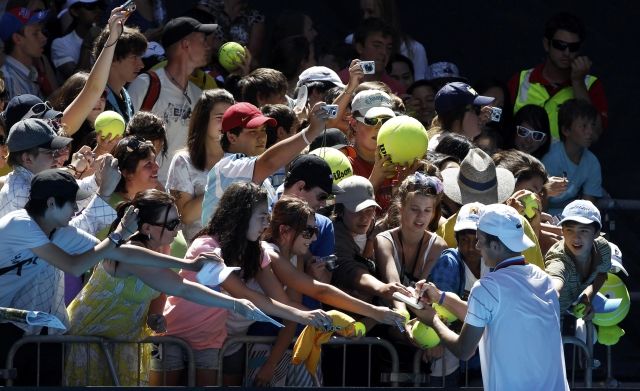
[508,63,608,128]
[348,154,394,212]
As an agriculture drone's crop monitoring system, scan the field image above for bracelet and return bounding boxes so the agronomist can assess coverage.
[301,129,311,145]
[438,291,446,305]
[104,40,118,48]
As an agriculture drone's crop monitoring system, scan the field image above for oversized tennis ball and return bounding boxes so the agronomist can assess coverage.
[520,193,539,219]
[377,116,429,165]
[94,110,125,140]
[218,42,246,72]
[353,321,366,337]
[410,321,440,349]
[593,273,630,327]
[309,147,353,184]
[433,303,457,323]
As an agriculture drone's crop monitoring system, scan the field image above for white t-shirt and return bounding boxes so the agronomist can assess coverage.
[465,263,569,391]
[166,150,208,243]
[127,68,202,183]
[0,210,98,334]
[51,31,82,68]
[201,153,275,226]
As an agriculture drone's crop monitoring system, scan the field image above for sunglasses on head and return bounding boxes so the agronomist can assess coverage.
[300,225,318,239]
[516,125,546,141]
[407,172,443,195]
[551,39,581,53]
[22,101,54,121]
[126,137,154,153]
[148,217,181,231]
[356,116,392,127]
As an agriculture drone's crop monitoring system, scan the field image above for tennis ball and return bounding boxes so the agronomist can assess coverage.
[572,303,586,319]
[410,321,440,349]
[433,303,457,323]
[398,309,410,324]
[593,273,630,327]
[353,321,366,337]
[377,116,428,165]
[218,42,246,72]
[94,110,125,141]
[309,147,353,184]
[520,193,539,219]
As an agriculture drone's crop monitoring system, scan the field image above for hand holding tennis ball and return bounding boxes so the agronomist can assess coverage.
[432,303,457,324]
[410,320,440,349]
[218,42,246,72]
[94,111,125,141]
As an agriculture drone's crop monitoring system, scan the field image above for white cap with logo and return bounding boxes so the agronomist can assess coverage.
[478,204,535,252]
[454,202,484,232]
[559,200,601,230]
[351,90,395,119]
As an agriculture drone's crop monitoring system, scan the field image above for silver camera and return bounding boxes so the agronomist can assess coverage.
[122,0,136,13]
[317,254,338,271]
[489,106,502,122]
[360,61,375,74]
[320,104,338,119]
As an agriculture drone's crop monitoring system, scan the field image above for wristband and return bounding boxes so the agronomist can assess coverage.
[438,291,446,305]
[301,129,311,145]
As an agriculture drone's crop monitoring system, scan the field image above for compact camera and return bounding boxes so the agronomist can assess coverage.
[320,104,338,119]
[360,61,375,74]
[122,0,136,14]
[489,106,502,123]
[317,254,338,271]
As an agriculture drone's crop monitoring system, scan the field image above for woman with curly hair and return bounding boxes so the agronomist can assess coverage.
[152,182,331,386]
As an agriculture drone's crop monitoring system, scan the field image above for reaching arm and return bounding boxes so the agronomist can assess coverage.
[170,190,203,226]
[62,7,127,135]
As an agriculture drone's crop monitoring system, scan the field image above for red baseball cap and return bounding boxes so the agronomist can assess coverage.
[221,102,277,133]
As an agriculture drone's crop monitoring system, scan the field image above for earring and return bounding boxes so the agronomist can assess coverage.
[147,233,152,240]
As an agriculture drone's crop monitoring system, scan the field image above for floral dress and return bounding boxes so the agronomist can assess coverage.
[64,263,159,385]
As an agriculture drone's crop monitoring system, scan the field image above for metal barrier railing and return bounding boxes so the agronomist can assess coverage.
[563,318,594,389]
[3,335,195,387]
[217,335,401,387]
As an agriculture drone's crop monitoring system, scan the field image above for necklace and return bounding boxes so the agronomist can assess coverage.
[165,69,192,105]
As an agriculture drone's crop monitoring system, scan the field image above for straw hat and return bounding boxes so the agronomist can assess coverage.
[441,148,515,205]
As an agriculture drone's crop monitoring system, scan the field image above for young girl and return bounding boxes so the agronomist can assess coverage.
[151,182,332,386]
[110,135,161,203]
[166,89,234,244]
[65,190,257,385]
[248,196,406,386]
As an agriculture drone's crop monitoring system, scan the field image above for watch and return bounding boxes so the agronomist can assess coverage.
[108,232,126,247]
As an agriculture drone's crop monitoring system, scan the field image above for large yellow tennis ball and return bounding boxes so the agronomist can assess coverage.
[218,42,246,72]
[377,116,429,165]
[593,273,630,327]
[410,321,440,349]
[353,321,366,337]
[309,147,353,184]
[94,110,125,140]
[433,303,457,324]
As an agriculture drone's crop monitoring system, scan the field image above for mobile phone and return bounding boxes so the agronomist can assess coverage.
[359,61,375,74]
[121,0,136,14]
[392,292,424,310]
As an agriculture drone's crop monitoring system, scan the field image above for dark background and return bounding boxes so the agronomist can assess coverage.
[168,0,639,383]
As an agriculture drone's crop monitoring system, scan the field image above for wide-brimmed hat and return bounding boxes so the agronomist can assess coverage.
[441,148,515,205]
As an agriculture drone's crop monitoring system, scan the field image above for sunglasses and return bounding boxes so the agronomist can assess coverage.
[37,147,64,158]
[22,101,54,121]
[407,172,443,194]
[126,137,155,153]
[356,116,392,127]
[516,125,546,141]
[148,218,181,231]
[551,39,581,53]
[300,225,318,239]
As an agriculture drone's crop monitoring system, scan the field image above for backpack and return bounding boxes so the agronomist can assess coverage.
[140,70,161,112]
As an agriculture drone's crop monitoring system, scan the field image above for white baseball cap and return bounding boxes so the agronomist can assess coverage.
[559,200,602,230]
[454,202,484,232]
[297,66,345,89]
[478,204,535,252]
[609,242,628,276]
[351,90,395,119]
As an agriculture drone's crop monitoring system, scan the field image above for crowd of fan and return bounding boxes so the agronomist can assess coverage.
[0,1,618,390]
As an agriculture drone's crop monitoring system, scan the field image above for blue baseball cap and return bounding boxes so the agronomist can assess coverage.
[434,82,494,115]
[0,8,49,42]
[559,200,602,230]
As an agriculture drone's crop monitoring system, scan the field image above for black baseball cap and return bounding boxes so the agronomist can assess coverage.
[285,154,344,195]
[309,128,349,151]
[162,17,219,48]
[2,94,62,130]
[7,118,72,152]
[30,169,79,201]
[434,82,494,115]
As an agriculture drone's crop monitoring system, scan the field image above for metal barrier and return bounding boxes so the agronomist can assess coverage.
[217,335,400,387]
[562,318,594,388]
[3,335,195,387]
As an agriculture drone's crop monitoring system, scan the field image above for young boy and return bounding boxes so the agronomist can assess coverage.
[542,99,603,215]
[545,199,611,316]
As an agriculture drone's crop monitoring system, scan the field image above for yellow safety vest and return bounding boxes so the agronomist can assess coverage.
[513,69,597,139]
